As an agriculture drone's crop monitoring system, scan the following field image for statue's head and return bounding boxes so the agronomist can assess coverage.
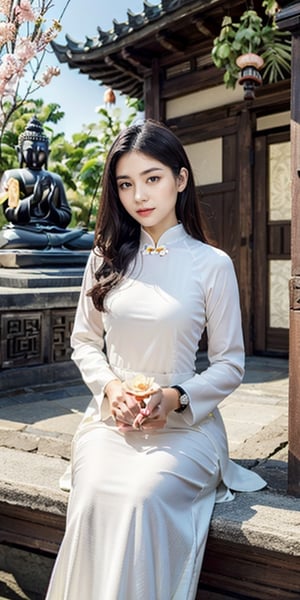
[18,116,49,170]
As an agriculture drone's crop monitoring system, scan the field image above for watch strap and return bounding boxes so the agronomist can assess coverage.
[172,385,189,413]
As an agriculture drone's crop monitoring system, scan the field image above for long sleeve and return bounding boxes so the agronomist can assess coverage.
[71,252,118,406]
[180,252,245,426]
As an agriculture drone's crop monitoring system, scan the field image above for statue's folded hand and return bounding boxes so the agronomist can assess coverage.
[30,177,51,205]
[47,182,59,204]
[32,179,47,205]
[39,174,53,189]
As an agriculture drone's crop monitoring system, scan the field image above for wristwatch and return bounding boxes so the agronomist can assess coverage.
[172,385,190,413]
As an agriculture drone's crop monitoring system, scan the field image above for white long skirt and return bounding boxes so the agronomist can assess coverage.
[46,418,221,600]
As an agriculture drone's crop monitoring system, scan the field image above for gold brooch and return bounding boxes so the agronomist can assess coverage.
[142,244,168,256]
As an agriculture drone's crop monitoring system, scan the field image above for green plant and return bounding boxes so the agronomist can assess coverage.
[211,5,291,89]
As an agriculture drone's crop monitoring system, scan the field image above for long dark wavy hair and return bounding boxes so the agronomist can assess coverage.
[89,119,208,311]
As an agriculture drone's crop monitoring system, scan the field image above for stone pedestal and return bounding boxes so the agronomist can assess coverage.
[0,248,90,268]
[0,259,88,391]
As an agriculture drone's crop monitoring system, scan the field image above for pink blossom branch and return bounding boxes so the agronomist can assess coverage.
[0,0,69,162]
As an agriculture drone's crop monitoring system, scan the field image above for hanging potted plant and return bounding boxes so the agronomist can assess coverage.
[211,1,291,97]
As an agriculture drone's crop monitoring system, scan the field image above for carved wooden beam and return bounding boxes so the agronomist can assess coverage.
[120,48,150,72]
[104,56,144,82]
[155,31,185,53]
[192,17,218,38]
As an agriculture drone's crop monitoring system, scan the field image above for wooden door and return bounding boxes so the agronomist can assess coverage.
[254,130,290,355]
[198,181,239,260]
[198,180,239,353]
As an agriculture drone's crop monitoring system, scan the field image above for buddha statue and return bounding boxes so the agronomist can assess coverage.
[0,116,94,251]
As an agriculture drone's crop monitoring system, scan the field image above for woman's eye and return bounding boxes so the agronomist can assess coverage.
[148,176,159,183]
[119,181,131,190]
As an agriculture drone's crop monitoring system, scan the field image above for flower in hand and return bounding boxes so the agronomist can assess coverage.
[122,374,160,408]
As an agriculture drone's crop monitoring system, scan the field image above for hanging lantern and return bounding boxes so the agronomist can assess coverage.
[103,88,116,106]
[236,53,265,100]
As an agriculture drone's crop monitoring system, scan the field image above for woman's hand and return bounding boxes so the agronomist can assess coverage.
[105,381,181,432]
[105,379,141,432]
[132,387,181,431]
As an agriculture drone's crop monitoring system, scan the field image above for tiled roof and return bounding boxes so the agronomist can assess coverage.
[57,1,196,52]
[52,0,245,99]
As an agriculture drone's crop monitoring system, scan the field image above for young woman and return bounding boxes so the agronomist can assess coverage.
[46,119,265,600]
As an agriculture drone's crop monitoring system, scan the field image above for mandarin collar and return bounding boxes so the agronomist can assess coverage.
[139,223,188,249]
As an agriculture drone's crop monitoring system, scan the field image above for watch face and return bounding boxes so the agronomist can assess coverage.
[180,393,189,407]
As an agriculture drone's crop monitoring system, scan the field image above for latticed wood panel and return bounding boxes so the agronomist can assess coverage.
[0,308,76,369]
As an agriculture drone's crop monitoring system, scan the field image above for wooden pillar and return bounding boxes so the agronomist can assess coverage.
[237,107,254,355]
[288,32,300,496]
[277,2,300,496]
[144,58,164,121]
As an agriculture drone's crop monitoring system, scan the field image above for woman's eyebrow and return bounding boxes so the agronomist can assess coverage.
[116,167,164,180]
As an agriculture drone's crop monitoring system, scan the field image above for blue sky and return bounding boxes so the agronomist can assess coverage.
[36,0,143,137]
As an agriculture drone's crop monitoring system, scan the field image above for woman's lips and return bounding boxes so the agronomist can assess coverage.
[136,208,155,217]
